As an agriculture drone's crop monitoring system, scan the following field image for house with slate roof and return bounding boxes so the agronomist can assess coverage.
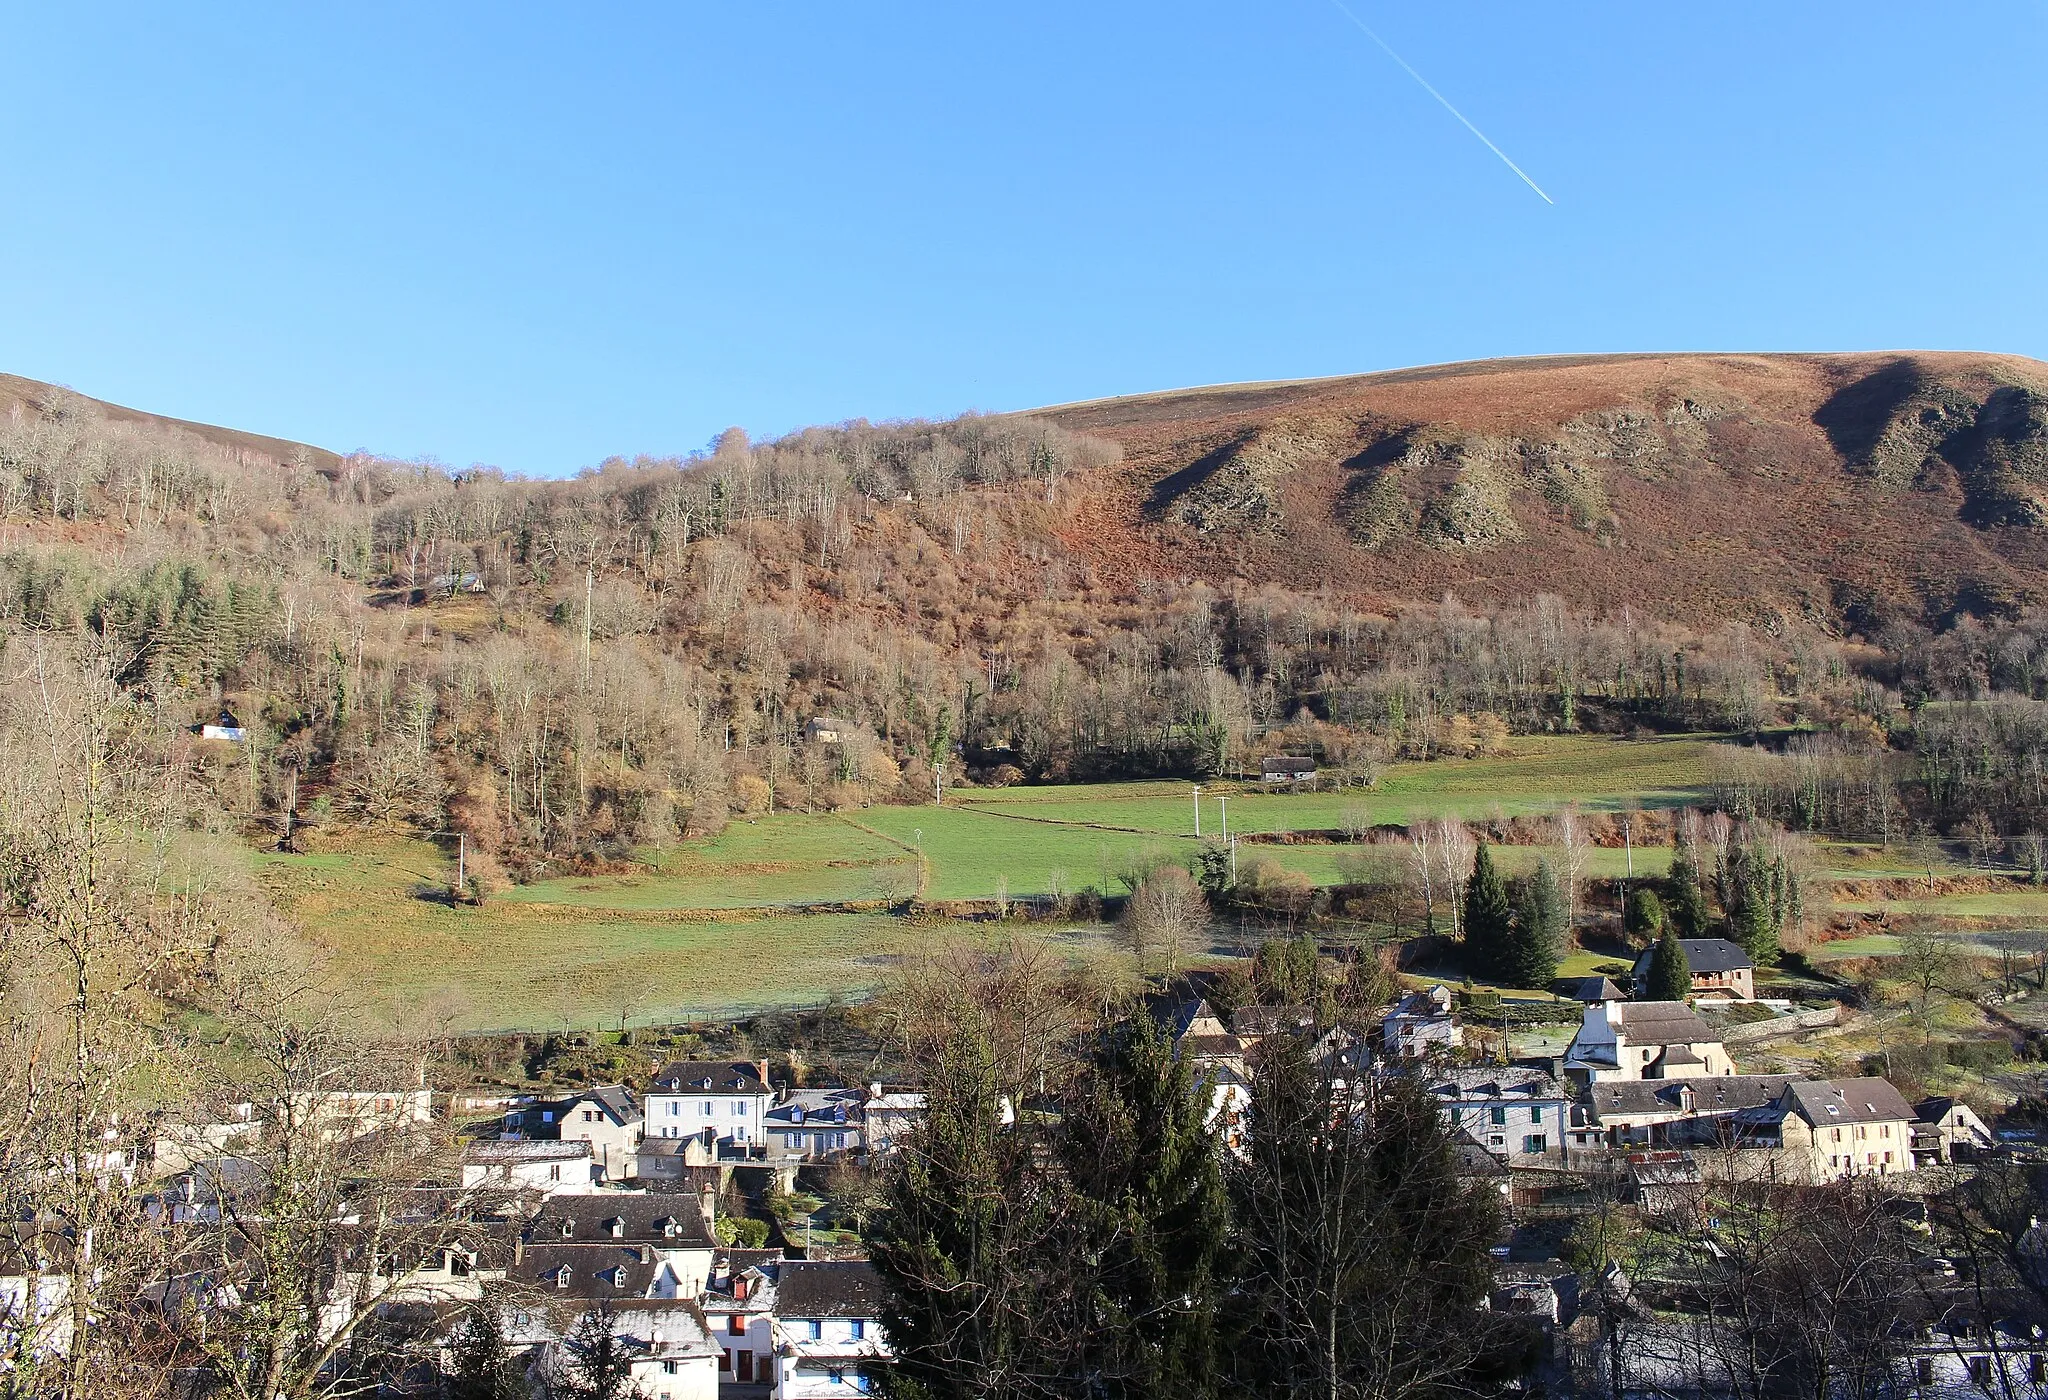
[1425,1066,1571,1163]
[702,1247,783,1384]
[1631,938,1755,1002]
[645,1061,774,1157]
[771,1260,892,1398]
[1577,1074,1803,1149]
[1731,1077,1916,1182]
[1563,999,1733,1087]
[1382,985,1462,1059]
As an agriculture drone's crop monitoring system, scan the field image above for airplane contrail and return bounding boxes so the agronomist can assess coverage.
[1324,0,1555,205]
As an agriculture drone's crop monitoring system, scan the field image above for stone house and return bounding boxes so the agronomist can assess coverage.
[1630,937,1756,1001]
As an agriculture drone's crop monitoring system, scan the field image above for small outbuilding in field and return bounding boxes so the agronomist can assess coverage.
[1260,755,1317,783]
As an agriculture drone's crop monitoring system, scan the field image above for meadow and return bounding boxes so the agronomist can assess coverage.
[259,734,1721,1030]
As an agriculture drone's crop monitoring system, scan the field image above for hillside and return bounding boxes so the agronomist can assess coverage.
[0,371,343,478]
[7,351,2048,630]
[1039,351,2048,630]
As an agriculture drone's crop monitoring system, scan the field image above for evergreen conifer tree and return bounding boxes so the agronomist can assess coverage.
[1623,887,1666,943]
[1665,848,1714,937]
[1059,1012,1230,1398]
[1644,927,1692,1003]
[1464,844,1514,982]
[1504,859,1564,989]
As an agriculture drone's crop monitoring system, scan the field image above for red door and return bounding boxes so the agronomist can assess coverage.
[736,1351,754,1382]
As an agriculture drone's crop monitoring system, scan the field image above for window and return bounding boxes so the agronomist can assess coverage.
[807,1319,823,1341]
[1916,1358,1934,1384]
[666,1101,678,1116]
[584,1109,598,1122]
[1489,1107,1507,1126]
[829,1369,846,1385]
[851,1319,865,1340]
[733,1101,747,1116]
[785,1132,804,1149]
[730,1314,746,1336]
[1530,1106,1543,1124]
[549,1165,562,1181]
[2032,1354,2046,1385]
[1523,1134,1547,1155]
[662,1361,678,1376]
[701,1101,714,1115]
[1969,1356,1991,1386]
[541,1110,555,1124]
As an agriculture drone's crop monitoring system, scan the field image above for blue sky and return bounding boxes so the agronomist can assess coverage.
[3,3,2043,475]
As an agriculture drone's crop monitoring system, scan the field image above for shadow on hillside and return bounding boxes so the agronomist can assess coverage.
[1142,434,1250,519]
[1811,355,1931,463]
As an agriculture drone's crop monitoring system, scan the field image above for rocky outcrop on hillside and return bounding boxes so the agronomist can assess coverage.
[1043,351,2048,629]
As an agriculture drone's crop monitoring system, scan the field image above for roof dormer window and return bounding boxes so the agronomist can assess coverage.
[561,1220,575,1237]
[607,1217,625,1238]
[555,1266,572,1289]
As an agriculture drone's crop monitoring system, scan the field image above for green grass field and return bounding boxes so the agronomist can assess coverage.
[257,837,972,1031]
[256,735,1721,1029]
[502,815,916,910]
[954,734,1711,836]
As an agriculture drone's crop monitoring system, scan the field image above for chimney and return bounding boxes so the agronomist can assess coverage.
[868,1082,883,1101]
[514,1236,525,1265]
[758,1060,773,1098]
[699,1184,718,1232]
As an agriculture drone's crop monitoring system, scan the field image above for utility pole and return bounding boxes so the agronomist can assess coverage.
[1229,833,1238,886]
[582,565,594,682]
[457,833,466,900]
[1217,794,1229,843]
[1192,784,1202,838]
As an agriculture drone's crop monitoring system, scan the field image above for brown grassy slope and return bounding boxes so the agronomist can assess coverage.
[0,371,343,476]
[1037,352,2048,628]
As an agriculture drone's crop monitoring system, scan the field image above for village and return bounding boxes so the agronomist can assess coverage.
[8,911,2042,1400]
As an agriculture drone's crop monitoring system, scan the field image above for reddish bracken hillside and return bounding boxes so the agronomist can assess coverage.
[1038,352,2048,630]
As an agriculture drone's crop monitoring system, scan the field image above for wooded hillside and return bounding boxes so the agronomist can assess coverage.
[5,351,2048,884]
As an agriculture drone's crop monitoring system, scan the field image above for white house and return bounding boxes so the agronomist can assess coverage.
[770,1260,892,1399]
[645,1061,774,1155]
[860,1089,925,1162]
[1914,1095,1995,1165]
[703,1247,784,1385]
[1424,1066,1571,1162]
[1382,986,1462,1059]
[461,1139,596,1193]
[765,1088,864,1163]
[1563,999,1733,1085]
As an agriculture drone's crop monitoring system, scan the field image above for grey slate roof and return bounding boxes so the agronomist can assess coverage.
[1589,1075,1801,1120]
[1427,1066,1566,1101]
[773,1260,888,1319]
[1553,976,1628,1003]
[1631,938,1753,979]
[465,1139,592,1163]
[1232,1004,1313,1037]
[508,1243,668,1299]
[1779,1077,1915,1127]
[524,1195,714,1249]
[1610,1001,1717,1046]
[650,1061,768,1094]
